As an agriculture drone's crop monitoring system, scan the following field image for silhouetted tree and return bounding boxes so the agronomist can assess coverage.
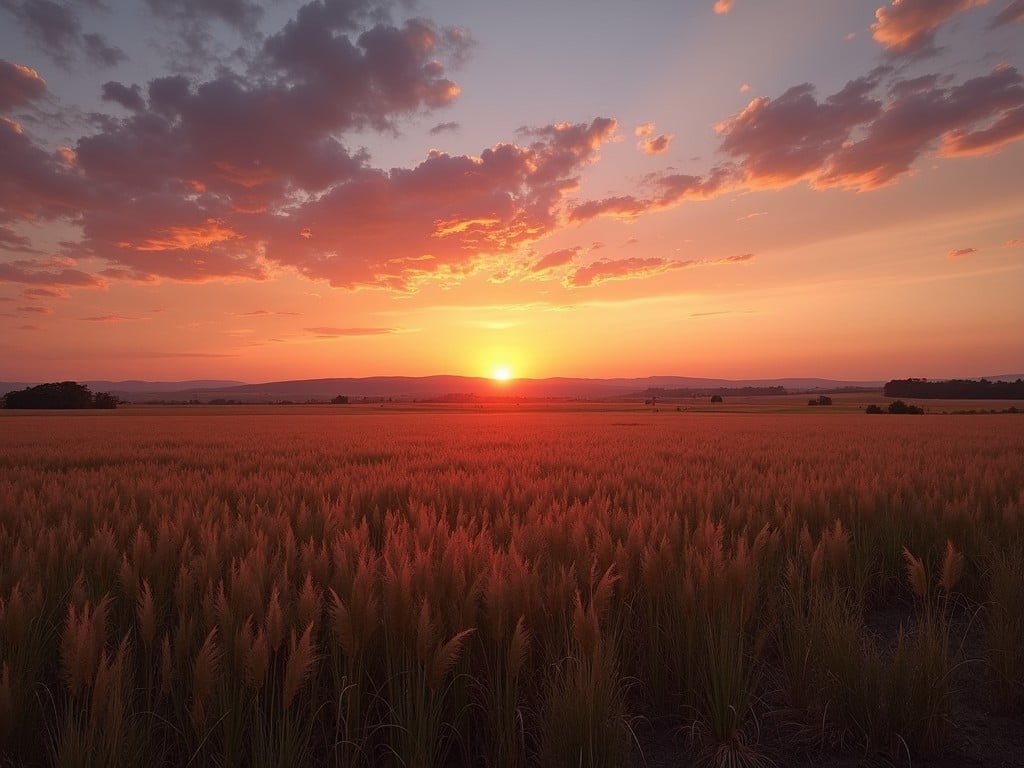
[710,394,723,403]
[93,392,119,409]
[865,404,884,414]
[331,395,349,404]
[888,400,924,415]
[3,381,119,409]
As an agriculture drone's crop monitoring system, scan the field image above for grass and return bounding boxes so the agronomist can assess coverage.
[0,408,1021,766]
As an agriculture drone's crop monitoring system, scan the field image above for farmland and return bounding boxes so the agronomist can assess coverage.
[1,407,1022,766]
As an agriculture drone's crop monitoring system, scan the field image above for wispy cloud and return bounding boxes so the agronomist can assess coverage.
[872,0,988,56]
[947,246,978,258]
[304,326,400,338]
[80,314,143,322]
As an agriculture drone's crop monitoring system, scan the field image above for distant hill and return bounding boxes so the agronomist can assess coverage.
[6,374,1020,404]
[88,375,889,403]
[0,380,244,396]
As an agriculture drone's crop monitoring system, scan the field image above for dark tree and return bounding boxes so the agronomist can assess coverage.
[865,404,884,414]
[710,394,723,403]
[331,395,349,404]
[888,400,924,415]
[3,381,119,409]
[93,392,119,409]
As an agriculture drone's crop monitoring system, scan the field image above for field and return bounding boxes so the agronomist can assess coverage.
[1,407,1022,767]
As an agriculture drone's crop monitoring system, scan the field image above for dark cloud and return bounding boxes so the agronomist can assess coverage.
[0,60,47,111]
[0,225,43,253]
[872,0,988,56]
[990,0,1024,26]
[0,0,124,67]
[0,258,102,286]
[101,81,145,111]
[0,117,88,221]
[145,0,263,32]
[429,120,459,135]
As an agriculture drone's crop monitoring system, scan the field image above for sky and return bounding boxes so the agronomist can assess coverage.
[1,0,1023,383]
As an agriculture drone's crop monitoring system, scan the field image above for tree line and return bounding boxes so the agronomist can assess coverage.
[2,381,118,409]
[884,378,1024,399]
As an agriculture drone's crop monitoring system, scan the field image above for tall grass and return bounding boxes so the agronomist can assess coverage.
[0,409,1020,765]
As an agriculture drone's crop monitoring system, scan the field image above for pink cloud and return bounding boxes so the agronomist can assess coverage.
[940,104,1024,155]
[872,0,989,55]
[740,83,751,93]
[17,304,51,314]
[262,118,617,290]
[568,166,734,222]
[634,123,670,154]
[639,133,673,155]
[714,0,734,14]
[947,246,978,258]
[1007,237,1024,246]
[717,75,883,187]
[711,66,1024,192]
[80,314,142,322]
[565,257,694,288]
[530,247,580,273]
[819,66,1024,189]
[0,60,47,112]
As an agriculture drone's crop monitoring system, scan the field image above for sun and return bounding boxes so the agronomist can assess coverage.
[492,366,513,381]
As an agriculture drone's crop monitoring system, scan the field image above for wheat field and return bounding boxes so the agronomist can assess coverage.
[1,408,1021,766]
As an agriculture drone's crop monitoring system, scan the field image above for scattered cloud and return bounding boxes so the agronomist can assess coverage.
[568,166,734,222]
[79,314,142,322]
[17,304,51,313]
[304,326,399,337]
[529,246,580,274]
[713,0,734,15]
[0,225,43,253]
[429,121,460,135]
[22,286,67,299]
[990,0,1024,26]
[714,66,1024,191]
[1007,237,1024,246]
[0,0,125,67]
[740,83,751,93]
[947,246,978,258]
[871,0,989,56]
[566,257,693,288]
[0,259,103,286]
[718,253,755,263]
[635,122,673,154]
[0,59,47,111]
[736,211,767,222]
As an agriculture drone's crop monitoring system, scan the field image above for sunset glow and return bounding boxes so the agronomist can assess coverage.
[0,1,1022,382]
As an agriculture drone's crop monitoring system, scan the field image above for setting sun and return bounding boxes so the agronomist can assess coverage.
[492,366,512,381]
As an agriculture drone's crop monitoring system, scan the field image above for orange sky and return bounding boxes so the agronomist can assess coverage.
[1,1,1022,382]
